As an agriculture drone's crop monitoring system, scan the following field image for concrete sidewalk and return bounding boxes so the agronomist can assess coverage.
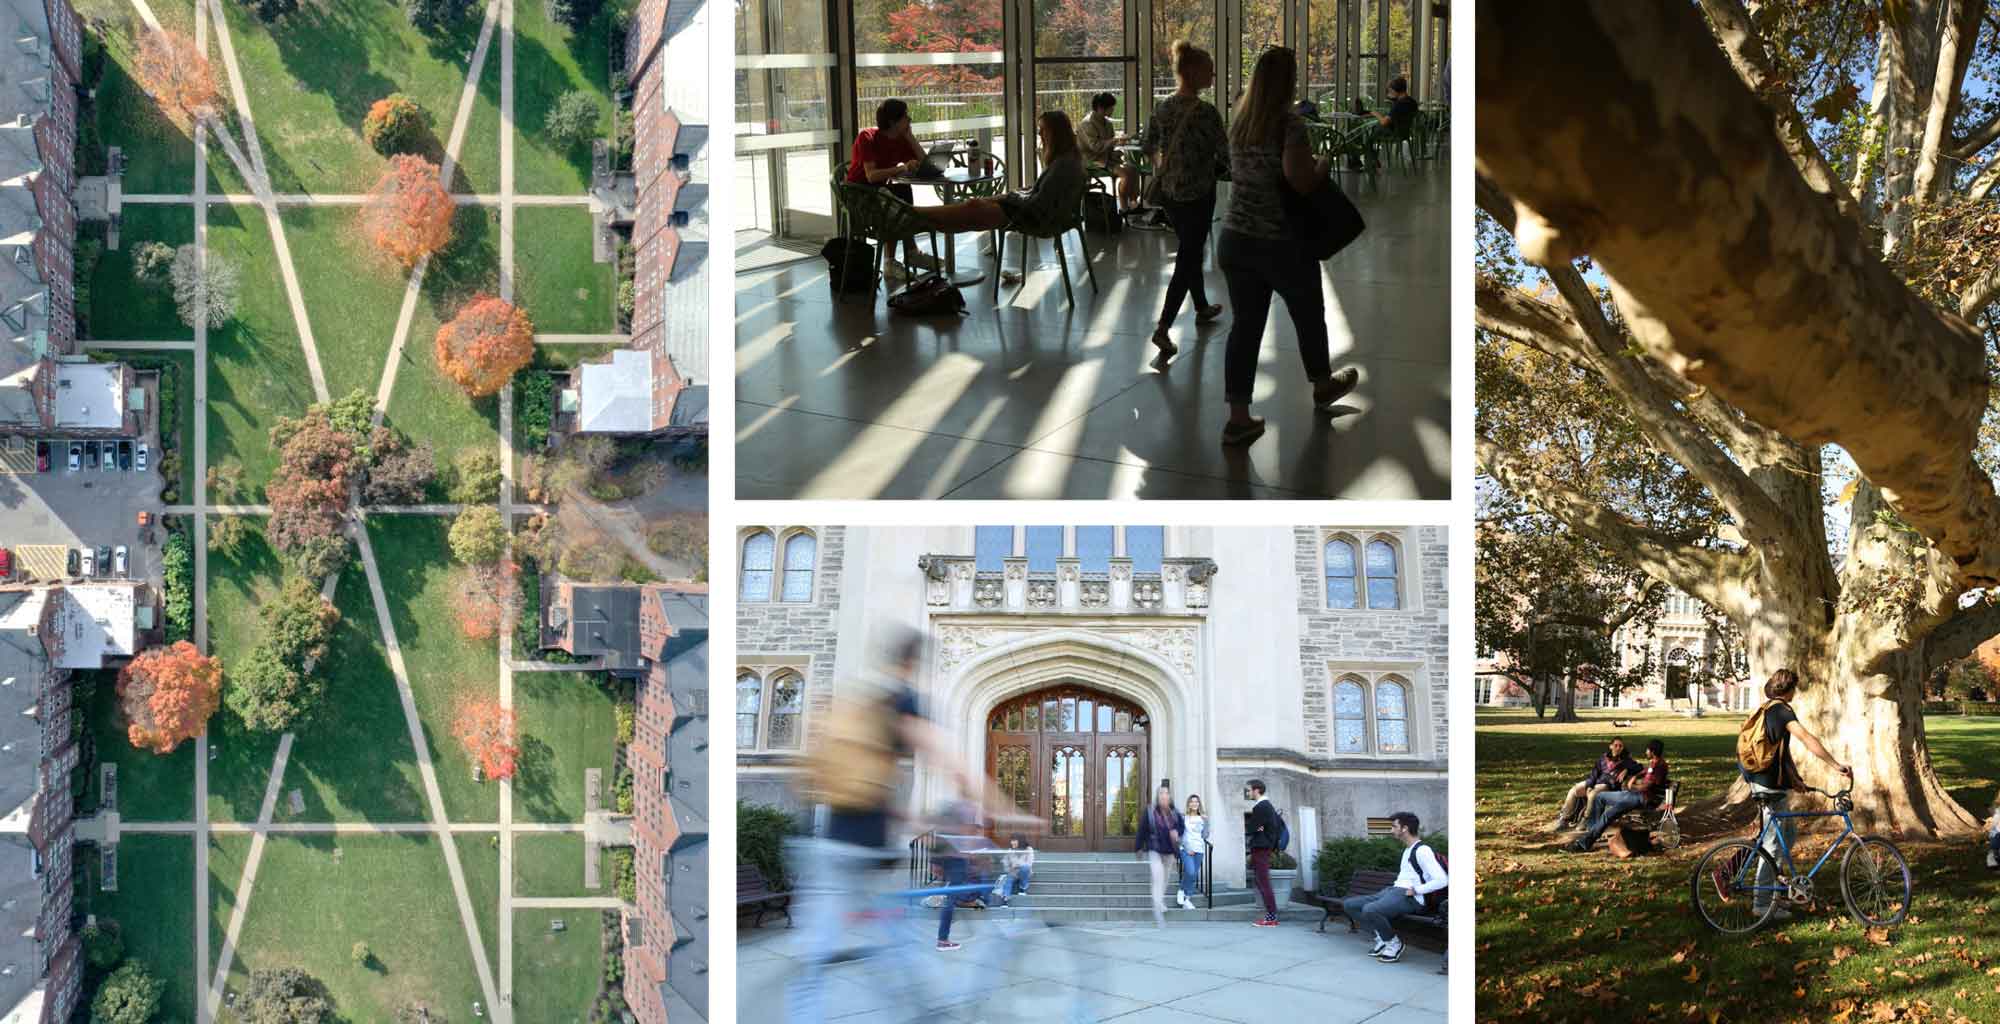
[738,917,1447,1023]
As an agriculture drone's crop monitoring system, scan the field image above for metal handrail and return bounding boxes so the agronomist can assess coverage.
[908,828,936,890]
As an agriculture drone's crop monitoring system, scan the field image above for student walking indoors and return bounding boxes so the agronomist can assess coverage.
[1140,40,1229,370]
[1738,669,1850,920]
[1338,812,1445,963]
[1244,779,1283,926]
[1178,794,1210,909]
[1135,783,1186,929]
[1216,46,1360,447]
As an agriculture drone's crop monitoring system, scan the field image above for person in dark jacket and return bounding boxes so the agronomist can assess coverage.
[1570,740,1671,852]
[1135,783,1186,929]
[1551,738,1640,832]
[1245,779,1281,926]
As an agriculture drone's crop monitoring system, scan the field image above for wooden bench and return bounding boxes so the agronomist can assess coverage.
[1602,785,1680,850]
[1310,868,1448,973]
[738,864,792,929]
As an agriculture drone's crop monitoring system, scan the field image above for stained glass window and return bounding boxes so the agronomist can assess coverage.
[1365,539,1399,609]
[1376,679,1409,753]
[741,532,774,602]
[1325,539,1358,609]
[1335,678,1367,753]
[736,672,762,749]
[768,674,804,749]
[781,533,817,602]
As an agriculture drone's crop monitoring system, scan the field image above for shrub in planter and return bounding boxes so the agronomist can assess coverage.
[1311,832,1449,896]
[739,800,801,889]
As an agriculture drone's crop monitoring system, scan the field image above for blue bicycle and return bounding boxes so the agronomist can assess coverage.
[1690,786,1911,934]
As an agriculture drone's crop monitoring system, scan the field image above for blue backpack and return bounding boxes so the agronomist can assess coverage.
[1273,809,1291,853]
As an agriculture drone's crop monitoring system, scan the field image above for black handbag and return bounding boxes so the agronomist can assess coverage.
[1082,190,1123,234]
[1283,176,1365,260]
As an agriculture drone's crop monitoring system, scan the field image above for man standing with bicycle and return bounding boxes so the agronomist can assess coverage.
[1739,668,1851,922]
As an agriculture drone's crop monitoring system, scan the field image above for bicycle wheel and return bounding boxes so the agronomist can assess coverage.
[1690,839,1779,934]
[1840,836,1912,927]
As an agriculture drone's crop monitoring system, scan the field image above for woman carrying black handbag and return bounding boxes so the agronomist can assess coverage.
[1215,46,1362,447]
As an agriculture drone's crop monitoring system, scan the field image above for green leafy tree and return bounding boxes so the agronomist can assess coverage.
[238,967,335,1024]
[545,0,603,29]
[404,0,473,32]
[543,90,601,148]
[91,961,163,1024]
[227,577,339,732]
[362,93,428,155]
[81,921,124,971]
[131,241,175,284]
[449,505,509,565]
[241,0,298,20]
[450,448,502,503]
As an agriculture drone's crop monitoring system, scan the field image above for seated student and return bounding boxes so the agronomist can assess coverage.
[1339,811,1444,964]
[1369,77,1420,139]
[1569,740,1669,852]
[847,98,937,281]
[911,110,1088,251]
[1552,738,1640,832]
[1079,93,1141,212]
[991,833,1035,905]
[1987,791,2000,870]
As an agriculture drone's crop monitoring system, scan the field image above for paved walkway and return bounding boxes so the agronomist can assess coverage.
[535,333,632,345]
[739,919,1448,1023]
[81,339,196,351]
[122,192,591,207]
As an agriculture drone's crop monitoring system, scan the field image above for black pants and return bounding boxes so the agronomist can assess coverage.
[1217,228,1331,405]
[1157,191,1216,328]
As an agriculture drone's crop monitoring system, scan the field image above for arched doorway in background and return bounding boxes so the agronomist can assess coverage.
[985,685,1151,853]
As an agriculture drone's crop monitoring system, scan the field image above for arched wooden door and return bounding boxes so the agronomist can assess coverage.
[986,686,1150,853]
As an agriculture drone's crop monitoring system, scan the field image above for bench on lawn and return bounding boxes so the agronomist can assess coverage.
[1597,784,1679,850]
[739,864,792,929]
[1308,868,1447,973]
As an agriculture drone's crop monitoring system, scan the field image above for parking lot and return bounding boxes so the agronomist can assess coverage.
[1,429,165,588]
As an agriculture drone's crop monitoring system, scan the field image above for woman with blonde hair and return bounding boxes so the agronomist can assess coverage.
[1140,40,1230,370]
[1216,46,1359,447]
[1177,793,1210,909]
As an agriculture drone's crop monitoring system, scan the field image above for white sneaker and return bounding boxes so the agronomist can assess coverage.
[1375,939,1404,962]
[1177,893,1192,909]
[1987,850,1997,870]
[1368,937,1386,956]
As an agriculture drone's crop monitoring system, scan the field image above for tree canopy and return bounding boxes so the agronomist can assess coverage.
[118,641,223,754]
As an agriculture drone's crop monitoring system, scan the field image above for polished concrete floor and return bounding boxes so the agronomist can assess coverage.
[734,162,1450,499]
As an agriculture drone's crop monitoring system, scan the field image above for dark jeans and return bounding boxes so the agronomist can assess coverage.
[1217,229,1332,405]
[1341,889,1422,943]
[1249,847,1277,917]
[936,857,967,942]
[1157,191,1216,328]
[1990,831,2000,855]
[1579,790,1648,847]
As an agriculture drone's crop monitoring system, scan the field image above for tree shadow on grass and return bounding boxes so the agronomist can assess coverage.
[512,24,599,190]
[514,733,560,821]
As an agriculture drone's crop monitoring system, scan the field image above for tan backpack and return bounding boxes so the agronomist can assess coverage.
[1736,699,1789,780]
[800,692,901,812]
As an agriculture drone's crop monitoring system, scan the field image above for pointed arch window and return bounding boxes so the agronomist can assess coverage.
[1334,677,1367,753]
[740,532,774,602]
[1325,539,1358,608]
[736,671,762,749]
[1375,679,1410,753]
[781,533,817,602]
[1365,540,1400,609]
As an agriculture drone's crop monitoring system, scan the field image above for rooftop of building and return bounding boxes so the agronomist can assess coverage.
[0,583,137,671]
[0,833,47,1020]
[0,0,59,392]
[52,360,120,428]
[577,348,653,433]
[557,583,643,671]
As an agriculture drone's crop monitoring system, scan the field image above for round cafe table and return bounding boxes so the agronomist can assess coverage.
[893,163,1005,286]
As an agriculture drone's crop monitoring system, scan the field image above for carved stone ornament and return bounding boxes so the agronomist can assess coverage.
[974,576,1004,608]
[1110,563,1132,582]
[1027,579,1058,607]
[1133,579,1163,608]
[1006,563,1026,581]
[1080,580,1110,607]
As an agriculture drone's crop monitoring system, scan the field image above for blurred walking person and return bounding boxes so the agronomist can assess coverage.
[1136,782,1186,929]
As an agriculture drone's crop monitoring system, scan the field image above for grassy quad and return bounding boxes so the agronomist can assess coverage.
[78,834,199,1023]
[79,668,196,821]
[512,670,618,823]
[512,909,601,1023]
[513,205,617,335]
[215,835,486,1022]
[204,203,317,501]
[458,834,503,981]
[86,206,196,341]
[202,517,289,822]
[276,205,407,405]
[366,515,501,822]
[512,0,611,196]
[384,206,503,458]
[513,831,604,899]
[207,831,255,985]
[75,0,198,193]
[1477,709,2000,1023]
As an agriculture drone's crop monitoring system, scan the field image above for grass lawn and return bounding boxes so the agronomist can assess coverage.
[512,0,610,196]
[366,515,500,822]
[512,909,602,1024]
[78,669,195,821]
[384,206,502,455]
[207,831,254,983]
[80,0,198,194]
[86,206,195,341]
[455,25,505,195]
[280,206,410,405]
[277,560,431,823]
[514,206,616,335]
[1476,709,2000,1023]
[457,834,502,977]
[213,0,489,195]
[92,347,197,504]
[513,832,603,898]
[217,835,485,1022]
[205,203,316,500]
[513,671,617,823]
[203,518,288,821]
[79,834,198,1023]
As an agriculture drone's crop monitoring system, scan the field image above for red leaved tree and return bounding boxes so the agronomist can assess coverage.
[434,296,534,397]
[265,408,361,567]
[362,154,454,267]
[453,697,519,780]
[134,30,219,129]
[452,561,516,640]
[118,641,223,754]
[883,0,1001,91]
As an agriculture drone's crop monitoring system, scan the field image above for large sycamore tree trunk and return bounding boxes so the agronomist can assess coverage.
[1477,1,1999,837]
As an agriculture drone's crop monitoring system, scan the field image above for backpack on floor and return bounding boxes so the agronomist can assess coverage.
[1083,190,1123,234]
[888,273,967,317]
[821,236,879,295]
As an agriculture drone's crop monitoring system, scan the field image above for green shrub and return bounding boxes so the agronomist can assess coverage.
[614,702,634,745]
[1310,832,1449,896]
[449,448,502,504]
[739,801,802,889]
[545,0,604,30]
[610,848,635,903]
[515,372,554,451]
[616,279,634,329]
[614,767,633,814]
[82,921,125,971]
[543,89,602,148]
[73,233,104,337]
[162,527,193,643]
[92,961,163,1024]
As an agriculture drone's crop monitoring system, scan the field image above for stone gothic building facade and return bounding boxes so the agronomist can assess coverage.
[736,525,1450,889]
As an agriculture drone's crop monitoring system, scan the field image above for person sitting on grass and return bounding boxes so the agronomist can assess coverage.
[909,110,1088,285]
[1551,738,1640,832]
[1986,791,2000,870]
[1568,739,1669,853]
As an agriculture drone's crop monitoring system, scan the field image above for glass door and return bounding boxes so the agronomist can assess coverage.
[852,0,1008,198]
[1026,0,1136,176]
[736,0,840,246]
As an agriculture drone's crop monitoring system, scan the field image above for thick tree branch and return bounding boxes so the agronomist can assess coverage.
[1605,578,1665,632]
[1963,264,2000,321]
[1476,434,1748,613]
[1698,0,1859,218]
[1910,0,1983,202]
[1923,596,2000,671]
[1949,111,2000,161]
[1478,1,2000,585]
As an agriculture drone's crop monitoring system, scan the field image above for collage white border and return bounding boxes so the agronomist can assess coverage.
[702,9,1476,1021]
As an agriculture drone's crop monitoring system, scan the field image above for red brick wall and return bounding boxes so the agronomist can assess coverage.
[623,663,679,1023]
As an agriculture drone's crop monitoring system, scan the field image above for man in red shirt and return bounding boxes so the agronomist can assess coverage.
[847,98,933,280]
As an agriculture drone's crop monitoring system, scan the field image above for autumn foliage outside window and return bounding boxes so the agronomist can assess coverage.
[118,641,223,754]
[454,697,519,780]
[435,296,534,397]
[363,154,455,267]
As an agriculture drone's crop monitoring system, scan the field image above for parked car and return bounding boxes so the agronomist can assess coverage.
[136,443,148,473]
[66,549,78,576]
[0,548,11,577]
[95,546,110,574]
[79,548,93,577]
[35,450,46,472]
[85,441,98,469]
[113,546,127,577]
[118,440,132,470]
[67,444,79,472]
[102,445,115,472]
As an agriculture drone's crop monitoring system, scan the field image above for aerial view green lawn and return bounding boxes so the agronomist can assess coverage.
[385,206,505,458]
[1477,709,2000,1024]
[280,205,408,403]
[86,206,195,340]
[205,204,316,498]
[513,908,602,1023]
[515,205,617,334]
[514,831,604,899]
[80,834,199,1022]
[512,0,610,196]
[514,670,618,823]
[80,669,195,822]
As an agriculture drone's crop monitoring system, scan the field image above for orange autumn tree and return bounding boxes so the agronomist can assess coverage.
[134,30,218,128]
[453,697,519,780]
[435,296,533,397]
[118,641,223,754]
[452,560,516,640]
[362,154,454,267]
